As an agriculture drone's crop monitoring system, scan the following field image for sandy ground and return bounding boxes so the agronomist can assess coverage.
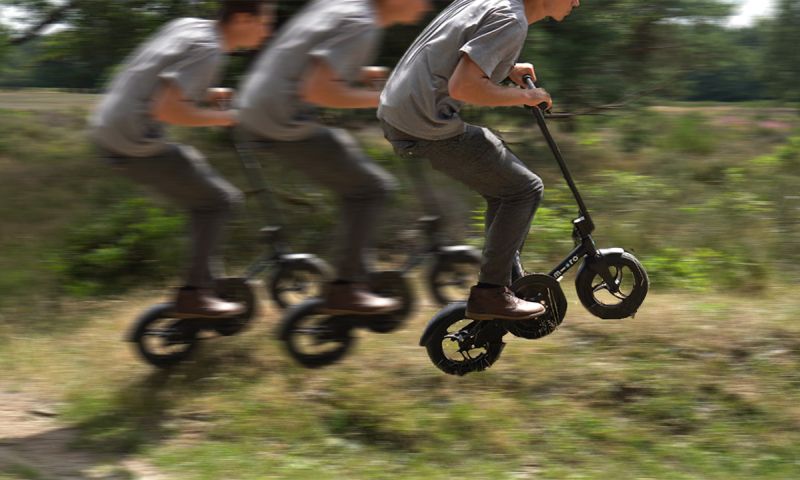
[0,386,167,480]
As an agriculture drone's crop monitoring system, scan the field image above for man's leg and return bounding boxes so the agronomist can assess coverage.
[259,128,401,315]
[400,124,545,320]
[425,126,543,286]
[106,144,245,317]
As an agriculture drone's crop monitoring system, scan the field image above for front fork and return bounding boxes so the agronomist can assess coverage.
[546,216,622,294]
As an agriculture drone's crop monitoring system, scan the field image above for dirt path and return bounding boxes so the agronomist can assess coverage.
[0,391,168,479]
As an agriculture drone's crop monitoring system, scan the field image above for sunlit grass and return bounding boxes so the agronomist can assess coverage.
[2,284,799,478]
[2,98,800,478]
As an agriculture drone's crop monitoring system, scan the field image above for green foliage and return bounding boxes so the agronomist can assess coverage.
[0,24,8,55]
[764,0,800,101]
[643,247,762,291]
[677,20,770,102]
[54,198,184,296]
[523,0,734,108]
[612,109,661,152]
[0,0,775,107]
[656,113,718,155]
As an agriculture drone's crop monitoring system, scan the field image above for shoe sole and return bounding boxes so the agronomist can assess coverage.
[170,311,245,319]
[316,307,400,316]
[465,310,547,322]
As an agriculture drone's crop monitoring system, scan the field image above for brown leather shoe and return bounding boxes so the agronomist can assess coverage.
[318,283,401,316]
[465,286,546,321]
[172,288,245,319]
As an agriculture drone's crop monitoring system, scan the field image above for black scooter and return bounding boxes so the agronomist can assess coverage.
[276,140,484,369]
[126,129,333,368]
[419,76,650,376]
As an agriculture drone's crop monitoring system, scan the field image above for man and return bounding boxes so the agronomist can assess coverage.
[237,0,431,316]
[379,0,580,321]
[89,0,273,318]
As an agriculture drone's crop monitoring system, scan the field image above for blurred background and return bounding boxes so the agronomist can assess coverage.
[0,1,799,479]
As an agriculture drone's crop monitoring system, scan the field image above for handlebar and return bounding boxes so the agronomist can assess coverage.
[522,74,550,111]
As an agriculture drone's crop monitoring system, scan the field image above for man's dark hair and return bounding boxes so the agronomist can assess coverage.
[218,0,271,24]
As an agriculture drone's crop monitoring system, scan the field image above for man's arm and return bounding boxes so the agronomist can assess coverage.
[151,81,237,127]
[206,87,234,108]
[448,55,552,109]
[300,59,380,109]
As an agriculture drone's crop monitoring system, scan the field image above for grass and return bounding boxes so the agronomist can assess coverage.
[1,284,799,478]
[2,94,800,478]
[0,463,43,480]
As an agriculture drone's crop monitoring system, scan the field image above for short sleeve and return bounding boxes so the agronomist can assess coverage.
[459,13,527,81]
[309,22,380,83]
[159,44,223,103]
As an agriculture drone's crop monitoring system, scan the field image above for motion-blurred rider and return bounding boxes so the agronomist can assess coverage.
[237,0,432,316]
[380,0,581,321]
[89,1,274,318]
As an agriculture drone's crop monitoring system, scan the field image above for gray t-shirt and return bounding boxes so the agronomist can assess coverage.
[237,0,381,141]
[378,0,528,141]
[89,18,225,157]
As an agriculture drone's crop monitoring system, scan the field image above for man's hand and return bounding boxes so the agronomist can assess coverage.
[522,87,553,111]
[360,66,391,90]
[207,87,235,109]
[152,82,238,127]
[509,63,536,88]
[300,59,381,109]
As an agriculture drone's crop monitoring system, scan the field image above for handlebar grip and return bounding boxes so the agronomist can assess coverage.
[523,74,536,89]
[522,74,550,111]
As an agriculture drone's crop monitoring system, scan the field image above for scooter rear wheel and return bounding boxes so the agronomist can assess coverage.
[131,304,198,369]
[213,277,258,336]
[506,274,567,339]
[278,299,355,368]
[364,270,415,334]
[423,302,506,376]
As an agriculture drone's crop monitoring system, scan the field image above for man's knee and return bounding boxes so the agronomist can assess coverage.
[529,173,544,201]
[509,171,544,204]
[194,183,243,215]
[224,187,245,211]
[345,166,397,202]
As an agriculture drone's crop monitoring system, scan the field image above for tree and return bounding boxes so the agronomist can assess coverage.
[522,0,735,109]
[0,0,448,89]
[1,0,223,87]
[764,0,800,101]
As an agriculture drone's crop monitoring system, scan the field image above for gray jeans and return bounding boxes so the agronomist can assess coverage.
[242,127,397,283]
[382,121,543,286]
[102,143,243,289]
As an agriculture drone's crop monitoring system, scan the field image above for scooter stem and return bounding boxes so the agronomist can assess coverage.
[229,127,287,227]
[523,75,592,221]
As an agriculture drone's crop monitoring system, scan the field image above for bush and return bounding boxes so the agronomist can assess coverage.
[657,114,718,156]
[643,247,768,292]
[54,198,185,296]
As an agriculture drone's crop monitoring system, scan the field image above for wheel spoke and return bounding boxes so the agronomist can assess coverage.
[609,289,629,300]
[613,266,624,284]
[295,326,325,335]
[142,328,171,338]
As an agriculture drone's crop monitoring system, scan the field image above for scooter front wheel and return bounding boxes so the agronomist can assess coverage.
[269,257,331,310]
[575,250,649,319]
[428,249,481,306]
